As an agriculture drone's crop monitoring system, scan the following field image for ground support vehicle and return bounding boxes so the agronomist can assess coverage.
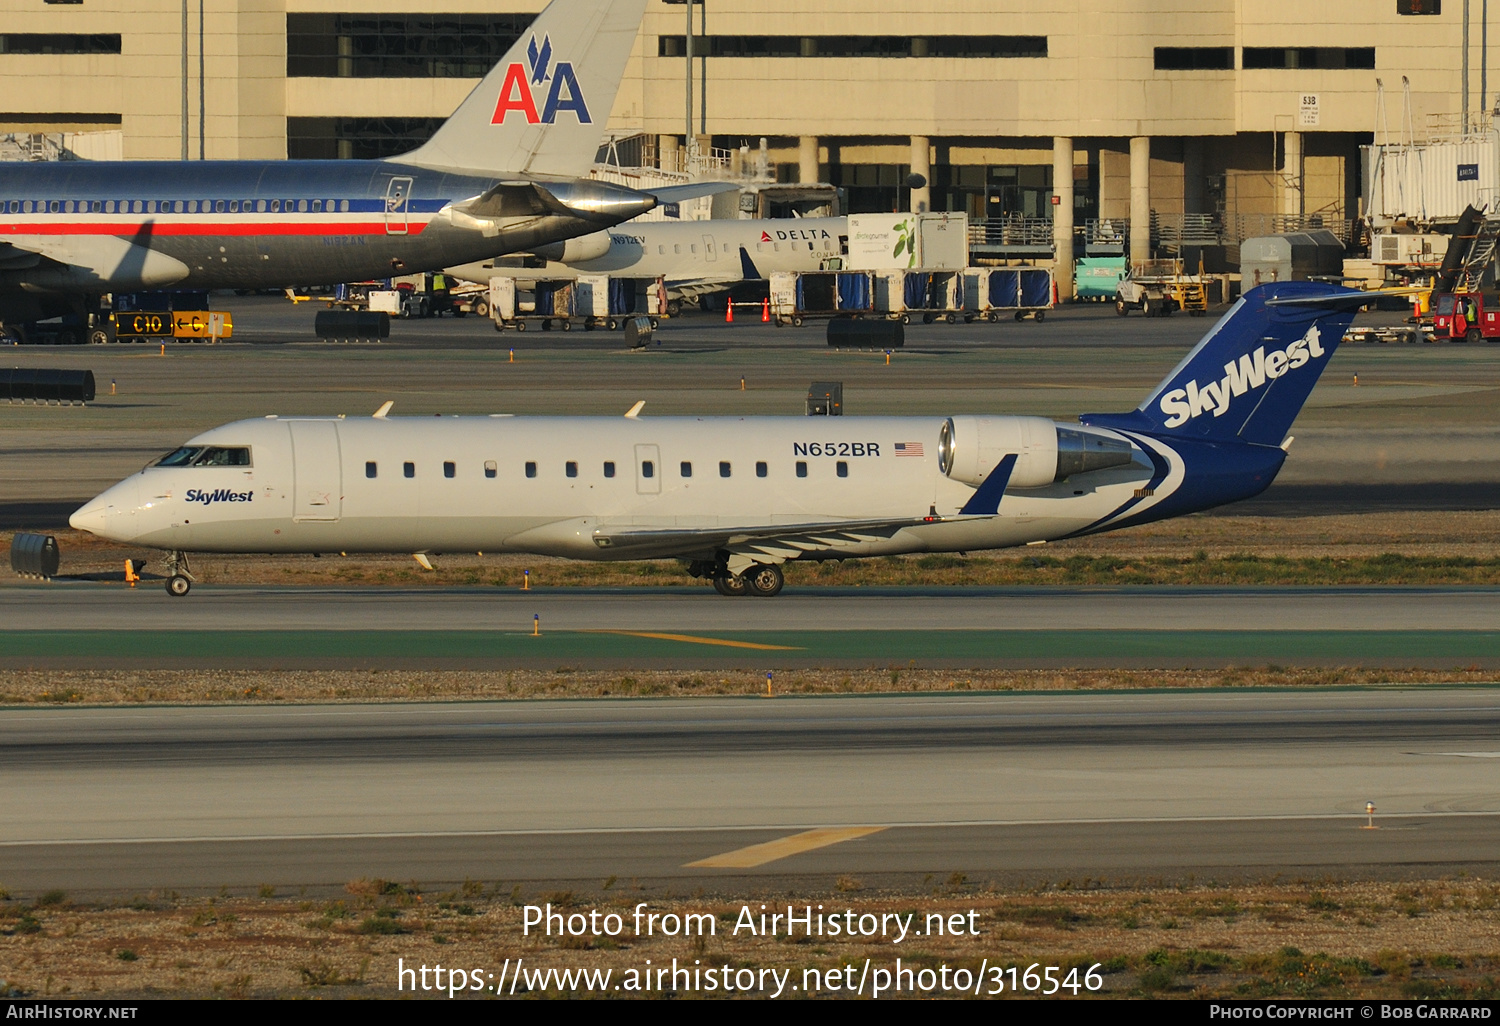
[965,267,1054,322]
[1116,261,1209,317]
[768,271,875,327]
[1430,291,1500,342]
[489,275,665,332]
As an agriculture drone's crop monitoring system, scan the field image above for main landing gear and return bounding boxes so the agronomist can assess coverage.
[703,562,784,597]
[164,550,195,597]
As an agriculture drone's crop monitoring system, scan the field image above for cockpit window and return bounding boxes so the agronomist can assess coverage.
[153,446,251,468]
[155,446,204,467]
[194,446,251,467]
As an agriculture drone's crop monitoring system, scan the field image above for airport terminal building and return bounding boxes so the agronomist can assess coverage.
[0,0,1474,280]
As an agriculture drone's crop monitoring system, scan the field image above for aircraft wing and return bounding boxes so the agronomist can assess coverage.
[0,241,45,271]
[664,274,744,298]
[591,515,951,574]
[647,181,741,205]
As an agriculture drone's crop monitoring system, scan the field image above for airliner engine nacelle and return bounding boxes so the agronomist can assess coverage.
[531,230,613,263]
[938,416,1137,488]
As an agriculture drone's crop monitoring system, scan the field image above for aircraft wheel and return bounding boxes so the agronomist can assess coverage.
[712,574,748,597]
[166,575,192,597]
[1115,299,1130,316]
[515,321,526,332]
[744,564,784,597]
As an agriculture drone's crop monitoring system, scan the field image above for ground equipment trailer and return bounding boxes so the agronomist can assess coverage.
[1430,291,1500,341]
[1115,260,1208,317]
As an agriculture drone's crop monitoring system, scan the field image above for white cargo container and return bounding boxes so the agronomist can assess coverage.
[1364,132,1500,225]
[574,274,610,317]
[846,212,969,271]
[367,290,401,314]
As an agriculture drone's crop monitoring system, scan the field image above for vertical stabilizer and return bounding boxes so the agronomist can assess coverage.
[396,0,648,178]
[1082,282,1365,447]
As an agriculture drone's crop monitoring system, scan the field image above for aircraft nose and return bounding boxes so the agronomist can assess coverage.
[68,478,142,541]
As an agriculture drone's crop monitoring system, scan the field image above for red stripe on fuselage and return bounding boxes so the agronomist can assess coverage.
[0,221,428,237]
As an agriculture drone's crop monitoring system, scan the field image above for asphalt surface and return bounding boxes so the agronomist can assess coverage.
[5,583,1500,632]
[2,689,1497,894]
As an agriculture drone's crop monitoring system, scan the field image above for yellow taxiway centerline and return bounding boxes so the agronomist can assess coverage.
[685,827,887,868]
[583,630,802,651]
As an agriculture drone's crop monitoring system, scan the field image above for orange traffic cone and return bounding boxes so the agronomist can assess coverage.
[761,297,770,322]
[725,297,734,323]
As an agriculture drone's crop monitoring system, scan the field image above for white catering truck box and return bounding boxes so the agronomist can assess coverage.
[845,212,970,271]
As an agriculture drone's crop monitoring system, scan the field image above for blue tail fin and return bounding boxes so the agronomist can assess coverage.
[1081,282,1365,447]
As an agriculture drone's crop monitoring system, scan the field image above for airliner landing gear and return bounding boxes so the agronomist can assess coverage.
[743,564,784,597]
[164,550,195,597]
[712,574,747,596]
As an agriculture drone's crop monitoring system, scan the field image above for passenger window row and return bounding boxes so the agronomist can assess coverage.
[4,198,351,215]
[366,459,849,479]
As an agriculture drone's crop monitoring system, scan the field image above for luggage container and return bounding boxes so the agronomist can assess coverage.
[846,213,969,271]
[894,270,966,323]
[769,271,875,326]
[1073,257,1128,301]
[966,268,1054,321]
[490,275,664,332]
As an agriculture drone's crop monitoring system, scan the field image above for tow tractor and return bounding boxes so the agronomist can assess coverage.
[1115,259,1208,317]
[1430,291,1500,342]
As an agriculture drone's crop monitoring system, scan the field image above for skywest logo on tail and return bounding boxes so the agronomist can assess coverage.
[491,35,592,125]
[1157,325,1326,428]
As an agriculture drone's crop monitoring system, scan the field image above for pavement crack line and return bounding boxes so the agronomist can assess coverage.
[579,629,803,651]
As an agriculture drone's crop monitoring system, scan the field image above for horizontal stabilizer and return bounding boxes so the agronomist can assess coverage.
[649,182,742,205]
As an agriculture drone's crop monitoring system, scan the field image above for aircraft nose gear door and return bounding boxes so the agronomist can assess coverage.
[289,421,343,521]
[635,444,661,495]
[384,176,413,235]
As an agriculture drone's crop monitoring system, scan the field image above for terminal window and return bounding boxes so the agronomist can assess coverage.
[657,35,1046,59]
[1154,47,1233,71]
[287,116,445,159]
[0,34,120,54]
[1242,47,1374,70]
[1398,0,1439,12]
[287,13,536,78]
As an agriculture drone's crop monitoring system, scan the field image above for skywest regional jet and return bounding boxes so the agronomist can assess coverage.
[0,0,707,340]
[70,283,1367,597]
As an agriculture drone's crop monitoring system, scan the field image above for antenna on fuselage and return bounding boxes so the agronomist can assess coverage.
[373,401,394,419]
[624,401,645,419]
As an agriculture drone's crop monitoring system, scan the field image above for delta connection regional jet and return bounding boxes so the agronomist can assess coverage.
[71,283,1369,597]
[0,0,723,337]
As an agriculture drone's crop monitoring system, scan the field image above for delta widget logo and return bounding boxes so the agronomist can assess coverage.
[490,35,591,126]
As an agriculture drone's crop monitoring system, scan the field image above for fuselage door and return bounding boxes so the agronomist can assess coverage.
[635,443,661,495]
[289,421,343,521]
[702,234,717,263]
[384,176,414,236]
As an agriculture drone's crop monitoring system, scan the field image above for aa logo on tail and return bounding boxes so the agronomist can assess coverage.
[490,34,592,126]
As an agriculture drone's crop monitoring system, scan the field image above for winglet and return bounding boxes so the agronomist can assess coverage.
[624,400,645,418]
[373,401,394,419]
[959,454,1017,516]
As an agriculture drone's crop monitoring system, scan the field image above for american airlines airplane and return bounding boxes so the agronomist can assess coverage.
[446,217,847,311]
[69,282,1365,597]
[0,0,718,341]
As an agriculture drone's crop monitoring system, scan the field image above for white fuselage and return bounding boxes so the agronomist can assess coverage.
[446,217,847,296]
[69,414,1164,563]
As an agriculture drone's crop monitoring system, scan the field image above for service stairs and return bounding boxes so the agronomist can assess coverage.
[1454,217,1500,292]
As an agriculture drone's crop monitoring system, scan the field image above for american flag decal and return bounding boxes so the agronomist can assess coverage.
[894,442,924,457]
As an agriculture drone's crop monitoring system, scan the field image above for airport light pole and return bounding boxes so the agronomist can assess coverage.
[684,0,693,165]
[180,0,189,160]
[198,0,206,160]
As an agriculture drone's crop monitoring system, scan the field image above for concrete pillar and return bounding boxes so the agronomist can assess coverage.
[798,135,820,185]
[658,135,680,173]
[910,135,931,213]
[1053,136,1075,301]
[1281,130,1304,217]
[1129,135,1151,267]
[1182,137,1205,214]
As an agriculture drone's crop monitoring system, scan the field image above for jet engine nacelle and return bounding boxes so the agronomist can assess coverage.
[530,231,613,264]
[939,416,1137,489]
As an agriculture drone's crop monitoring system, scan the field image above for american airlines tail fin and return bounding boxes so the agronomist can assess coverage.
[1081,282,1368,447]
[397,0,648,179]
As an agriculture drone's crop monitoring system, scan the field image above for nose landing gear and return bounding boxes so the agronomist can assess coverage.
[164,550,195,597]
